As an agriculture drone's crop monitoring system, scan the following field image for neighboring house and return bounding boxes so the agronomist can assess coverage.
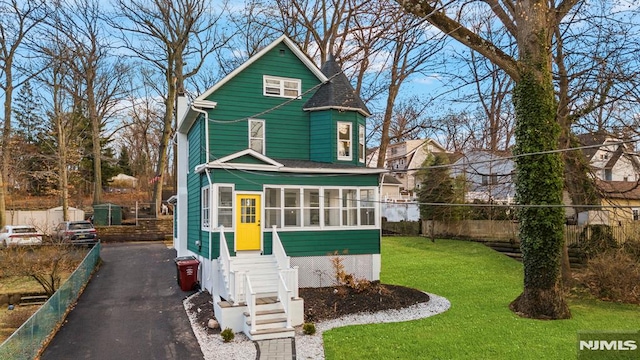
[367,139,449,198]
[577,133,640,182]
[450,151,515,204]
[380,174,404,201]
[597,180,640,224]
[107,173,138,191]
[174,36,385,340]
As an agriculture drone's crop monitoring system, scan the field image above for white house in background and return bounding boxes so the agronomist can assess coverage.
[450,151,515,204]
[577,133,640,182]
[367,139,449,199]
[108,173,139,188]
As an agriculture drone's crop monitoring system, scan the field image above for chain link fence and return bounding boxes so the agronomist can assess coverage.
[0,242,101,359]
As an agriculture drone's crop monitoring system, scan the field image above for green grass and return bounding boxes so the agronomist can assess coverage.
[322,237,639,359]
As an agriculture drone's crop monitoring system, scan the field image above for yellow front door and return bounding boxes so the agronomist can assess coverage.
[236,194,261,251]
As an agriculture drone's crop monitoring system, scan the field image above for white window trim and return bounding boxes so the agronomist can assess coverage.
[337,122,352,161]
[632,208,640,221]
[263,185,379,231]
[358,124,365,163]
[263,75,301,99]
[212,184,235,230]
[201,186,211,231]
[248,119,266,154]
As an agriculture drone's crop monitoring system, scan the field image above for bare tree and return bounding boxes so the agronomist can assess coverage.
[375,6,446,168]
[46,0,131,205]
[0,0,48,226]
[109,0,229,216]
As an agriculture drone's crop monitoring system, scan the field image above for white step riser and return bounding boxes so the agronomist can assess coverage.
[246,312,286,322]
[252,321,288,331]
[247,329,295,341]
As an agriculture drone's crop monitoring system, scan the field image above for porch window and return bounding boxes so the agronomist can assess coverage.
[264,186,378,229]
[303,189,320,226]
[360,189,376,225]
[263,75,301,98]
[342,189,357,226]
[633,208,640,221]
[358,125,365,163]
[284,189,301,226]
[324,188,340,226]
[265,187,282,228]
[217,186,233,228]
[201,187,210,229]
[249,119,265,154]
[337,122,352,161]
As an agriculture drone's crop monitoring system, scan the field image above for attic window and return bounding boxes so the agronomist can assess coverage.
[279,49,285,55]
[263,75,301,98]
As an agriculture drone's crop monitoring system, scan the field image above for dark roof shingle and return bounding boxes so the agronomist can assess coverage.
[303,55,370,116]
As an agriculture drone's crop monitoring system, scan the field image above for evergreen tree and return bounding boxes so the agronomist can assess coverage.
[118,147,132,175]
[417,153,457,221]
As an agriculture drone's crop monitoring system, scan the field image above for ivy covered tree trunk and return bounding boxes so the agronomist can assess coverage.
[509,61,570,320]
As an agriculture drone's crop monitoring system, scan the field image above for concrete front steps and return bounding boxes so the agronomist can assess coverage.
[243,296,295,340]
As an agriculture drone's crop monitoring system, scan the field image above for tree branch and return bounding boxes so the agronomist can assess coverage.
[396,0,519,81]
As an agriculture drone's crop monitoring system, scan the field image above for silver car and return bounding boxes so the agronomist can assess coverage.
[0,225,43,247]
[53,221,98,245]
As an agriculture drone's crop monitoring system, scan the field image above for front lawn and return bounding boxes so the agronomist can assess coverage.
[322,237,639,359]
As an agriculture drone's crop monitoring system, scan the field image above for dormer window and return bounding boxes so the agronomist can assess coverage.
[337,122,352,161]
[263,75,301,98]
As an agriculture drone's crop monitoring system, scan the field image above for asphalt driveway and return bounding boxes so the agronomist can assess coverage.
[41,242,203,360]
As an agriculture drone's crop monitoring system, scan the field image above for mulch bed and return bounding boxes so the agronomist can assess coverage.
[186,282,430,333]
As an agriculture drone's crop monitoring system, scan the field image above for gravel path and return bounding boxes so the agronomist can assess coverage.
[184,293,451,360]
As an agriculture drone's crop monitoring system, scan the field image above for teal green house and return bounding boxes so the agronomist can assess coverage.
[175,36,384,339]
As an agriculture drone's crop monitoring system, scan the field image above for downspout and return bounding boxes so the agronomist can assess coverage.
[205,168,214,283]
[191,106,210,163]
[191,104,213,286]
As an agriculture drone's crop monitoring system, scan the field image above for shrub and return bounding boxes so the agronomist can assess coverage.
[303,322,316,335]
[221,328,234,343]
[580,250,640,304]
[4,306,35,329]
[578,225,618,259]
[621,240,640,262]
[330,251,372,292]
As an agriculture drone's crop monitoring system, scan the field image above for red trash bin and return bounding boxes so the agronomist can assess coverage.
[175,256,200,291]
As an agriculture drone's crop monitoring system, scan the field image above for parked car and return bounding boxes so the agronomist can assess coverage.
[0,225,43,247]
[53,221,98,245]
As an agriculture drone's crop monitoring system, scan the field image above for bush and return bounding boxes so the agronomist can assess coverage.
[578,225,618,259]
[221,328,234,343]
[621,240,640,262]
[4,306,35,329]
[580,250,640,304]
[303,322,316,335]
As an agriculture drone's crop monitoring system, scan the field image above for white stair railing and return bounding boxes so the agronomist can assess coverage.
[245,274,257,333]
[218,226,233,302]
[271,226,290,269]
[272,226,298,298]
[277,273,292,328]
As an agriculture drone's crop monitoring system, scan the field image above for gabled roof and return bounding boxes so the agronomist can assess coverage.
[199,36,327,100]
[576,132,609,161]
[194,149,386,175]
[178,36,327,134]
[303,54,370,117]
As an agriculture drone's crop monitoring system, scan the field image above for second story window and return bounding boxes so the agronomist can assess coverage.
[249,119,265,154]
[263,75,301,98]
[337,122,352,161]
[358,125,365,163]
